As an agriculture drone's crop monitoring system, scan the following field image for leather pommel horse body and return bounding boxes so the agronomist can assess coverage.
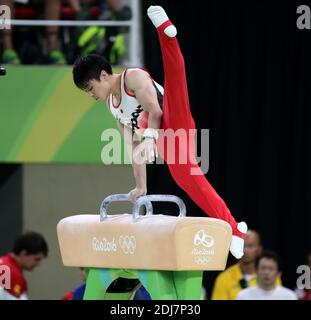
[57,194,232,300]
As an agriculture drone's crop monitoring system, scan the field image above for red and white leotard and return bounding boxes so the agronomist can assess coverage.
[106,68,164,135]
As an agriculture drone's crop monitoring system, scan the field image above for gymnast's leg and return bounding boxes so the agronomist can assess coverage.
[147,6,247,258]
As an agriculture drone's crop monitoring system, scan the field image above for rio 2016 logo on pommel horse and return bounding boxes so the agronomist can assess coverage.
[91,235,137,254]
[92,236,117,252]
[192,230,215,265]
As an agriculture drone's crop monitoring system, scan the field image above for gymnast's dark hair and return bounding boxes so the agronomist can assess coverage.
[12,231,48,257]
[73,54,112,90]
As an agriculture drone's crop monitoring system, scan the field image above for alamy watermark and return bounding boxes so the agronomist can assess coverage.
[297,5,311,29]
[0,5,11,30]
[0,265,11,290]
[296,265,311,289]
[100,128,210,175]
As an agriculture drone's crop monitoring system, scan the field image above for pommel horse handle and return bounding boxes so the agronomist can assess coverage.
[99,193,153,222]
[99,194,187,222]
[132,195,187,222]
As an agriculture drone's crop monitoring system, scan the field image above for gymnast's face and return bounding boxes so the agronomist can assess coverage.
[18,251,46,271]
[85,70,112,102]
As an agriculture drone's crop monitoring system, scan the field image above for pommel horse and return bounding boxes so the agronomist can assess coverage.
[57,194,232,299]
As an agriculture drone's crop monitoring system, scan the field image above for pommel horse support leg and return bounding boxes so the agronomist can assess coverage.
[57,194,232,300]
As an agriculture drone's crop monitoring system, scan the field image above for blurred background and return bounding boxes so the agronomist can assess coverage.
[0,0,310,299]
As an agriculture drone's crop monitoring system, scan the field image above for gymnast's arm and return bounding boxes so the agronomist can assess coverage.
[125,69,163,162]
[116,121,147,203]
[125,69,163,132]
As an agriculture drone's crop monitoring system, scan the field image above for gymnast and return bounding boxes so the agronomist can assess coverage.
[72,5,247,259]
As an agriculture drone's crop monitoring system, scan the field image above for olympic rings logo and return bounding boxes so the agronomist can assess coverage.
[119,235,136,254]
[193,230,215,248]
[194,256,209,265]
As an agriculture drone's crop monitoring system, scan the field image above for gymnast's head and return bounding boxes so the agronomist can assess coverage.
[73,54,113,102]
[12,231,48,271]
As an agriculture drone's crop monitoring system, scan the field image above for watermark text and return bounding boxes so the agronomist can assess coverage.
[100,128,210,175]
[296,265,311,289]
[0,265,11,289]
[0,5,11,30]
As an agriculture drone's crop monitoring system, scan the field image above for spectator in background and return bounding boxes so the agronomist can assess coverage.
[1,0,66,64]
[71,0,130,65]
[65,0,94,20]
[66,0,131,21]
[237,250,297,300]
[61,267,86,300]
[211,230,282,300]
[61,268,152,300]
[98,0,131,21]
[0,231,48,300]
[295,252,311,300]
